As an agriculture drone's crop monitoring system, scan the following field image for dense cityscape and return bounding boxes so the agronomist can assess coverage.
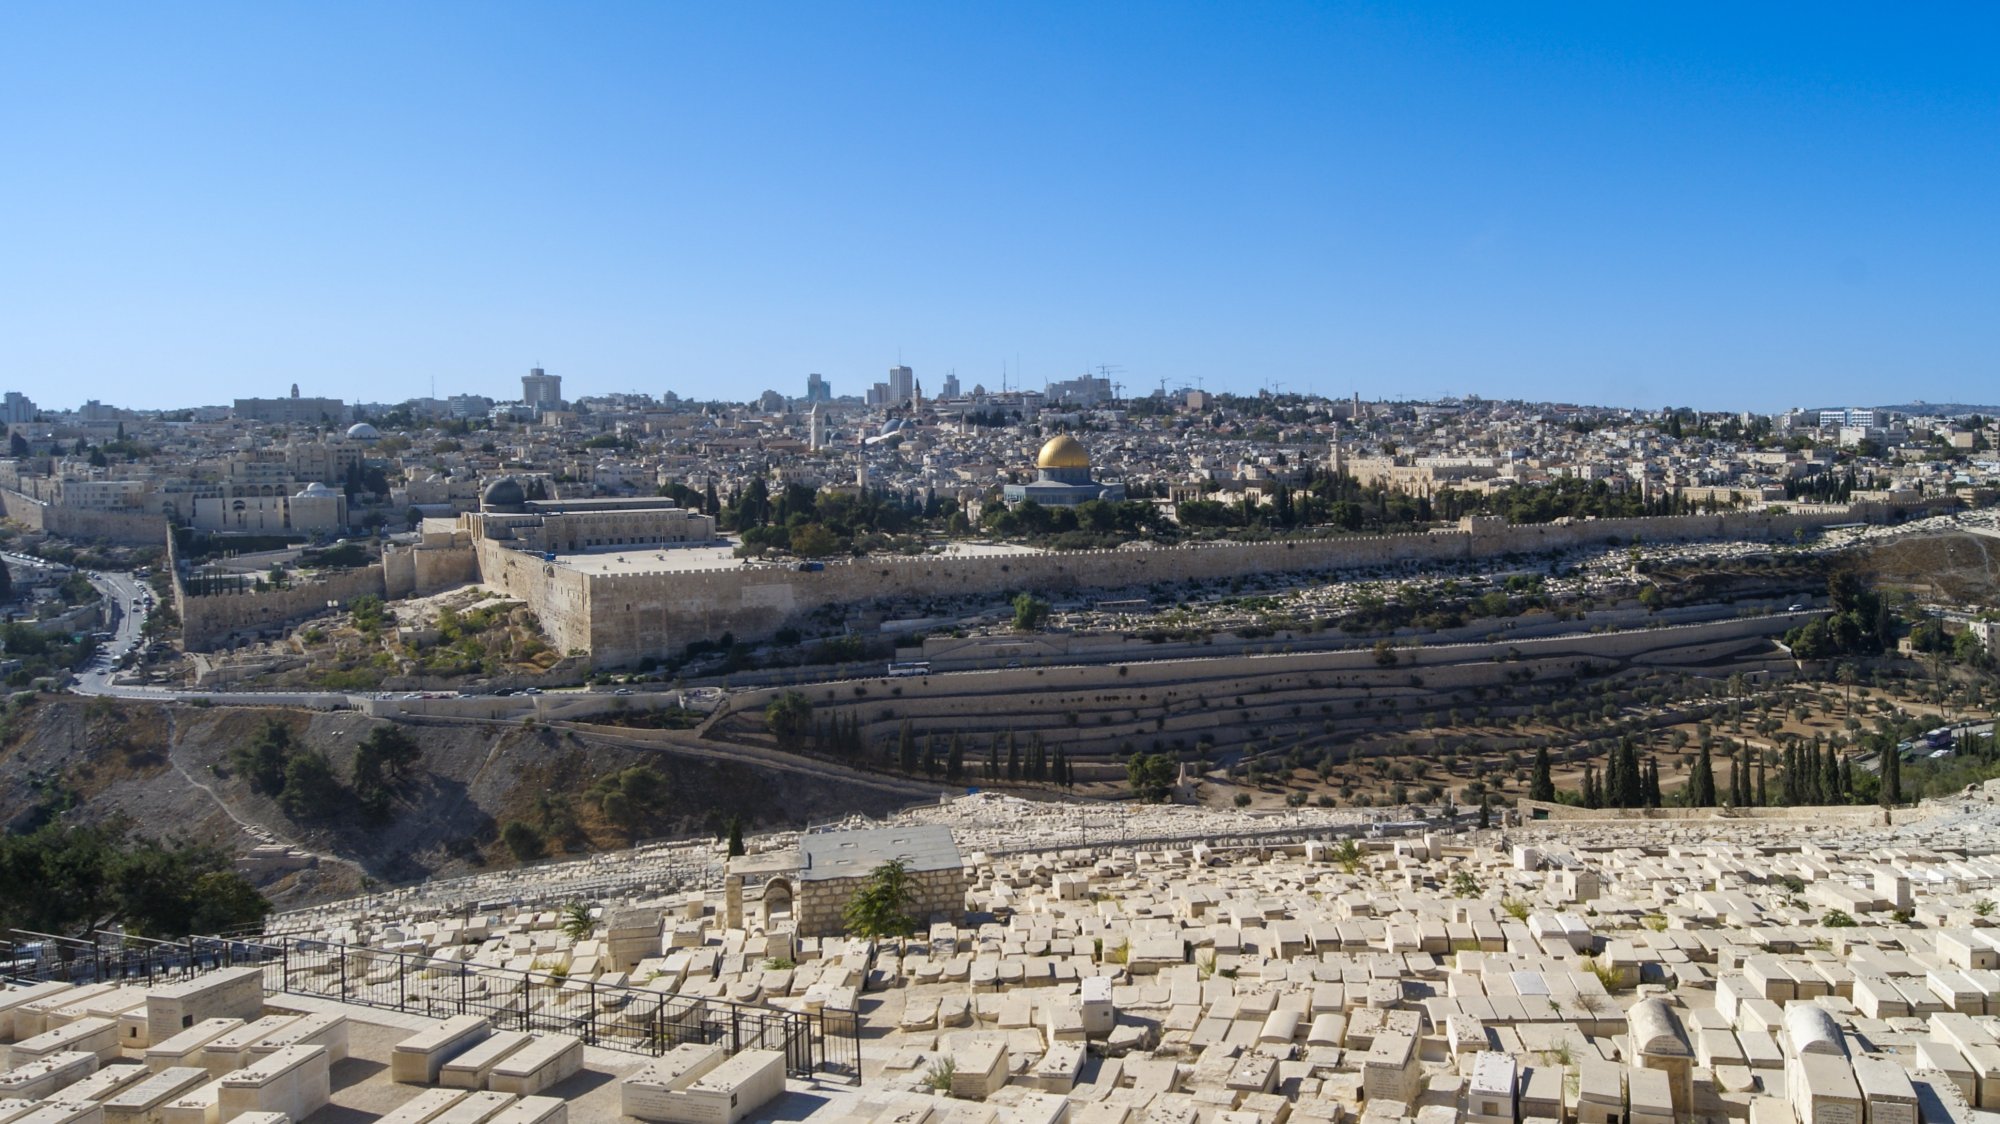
[7,5,2000,1124]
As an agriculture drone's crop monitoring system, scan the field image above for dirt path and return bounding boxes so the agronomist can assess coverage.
[164,711,367,876]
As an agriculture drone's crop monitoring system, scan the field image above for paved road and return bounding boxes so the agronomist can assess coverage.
[66,568,355,708]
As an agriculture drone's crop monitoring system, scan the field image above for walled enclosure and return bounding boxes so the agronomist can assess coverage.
[795,866,969,938]
[174,505,1872,659]
[1,487,168,546]
[488,508,1864,668]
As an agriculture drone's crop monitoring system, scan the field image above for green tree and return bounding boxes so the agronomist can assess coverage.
[559,902,594,942]
[278,751,341,819]
[1013,593,1050,631]
[1529,745,1555,802]
[764,691,814,747]
[842,859,915,938]
[726,816,746,857]
[1689,743,1716,808]
[1126,753,1176,803]
[230,718,294,796]
[501,821,547,862]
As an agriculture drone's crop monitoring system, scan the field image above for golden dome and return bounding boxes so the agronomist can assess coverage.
[1036,435,1090,470]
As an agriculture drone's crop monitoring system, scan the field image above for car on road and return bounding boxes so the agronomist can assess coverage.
[613,688,633,695]
[522,687,544,695]
[1787,603,1804,611]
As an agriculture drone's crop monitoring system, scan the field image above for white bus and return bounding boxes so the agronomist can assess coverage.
[886,660,932,677]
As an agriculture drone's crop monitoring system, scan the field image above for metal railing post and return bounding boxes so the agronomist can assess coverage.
[587,980,598,1046]
[339,948,349,1002]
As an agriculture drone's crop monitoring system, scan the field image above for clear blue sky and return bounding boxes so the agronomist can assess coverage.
[3,3,1995,413]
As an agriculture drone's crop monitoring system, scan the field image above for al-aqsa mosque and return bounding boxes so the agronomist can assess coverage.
[1003,435,1126,507]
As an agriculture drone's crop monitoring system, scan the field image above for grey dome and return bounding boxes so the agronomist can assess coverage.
[482,476,527,511]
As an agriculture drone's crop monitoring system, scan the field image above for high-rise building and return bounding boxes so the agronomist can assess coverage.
[805,373,832,403]
[0,391,37,424]
[940,372,961,398]
[888,365,914,404]
[522,368,564,413]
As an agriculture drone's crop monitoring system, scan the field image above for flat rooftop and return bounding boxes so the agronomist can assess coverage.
[798,825,961,882]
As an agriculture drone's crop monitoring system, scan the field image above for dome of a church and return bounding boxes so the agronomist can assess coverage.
[345,422,381,442]
[1036,435,1090,470]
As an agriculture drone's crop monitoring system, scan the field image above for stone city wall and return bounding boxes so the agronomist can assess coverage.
[471,536,596,658]
[173,532,389,650]
[382,535,479,599]
[381,505,1871,668]
[795,866,969,938]
[0,488,168,546]
[562,507,1861,666]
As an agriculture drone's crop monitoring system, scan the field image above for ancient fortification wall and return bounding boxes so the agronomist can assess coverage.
[471,536,595,657]
[561,506,1853,666]
[169,504,1865,662]
[0,488,168,546]
[383,535,479,599]
[172,532,390,650]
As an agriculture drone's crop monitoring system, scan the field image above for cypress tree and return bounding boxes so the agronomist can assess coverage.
[1822,743,1840,803]
[1620,741,1643,808]
[1006,742,1020,781]
[1530,745,1555,802]
[1882,740,1901,805]
[923,734,939,777]
[1644,756,1662,808]
[1691,743,1715,807]
[947,735,964,781]
[986,736,1000,779]
[1756,755,1767,806]
[1838,754,1852,802]
[1582,765,1601,809]
[898,721,917,772]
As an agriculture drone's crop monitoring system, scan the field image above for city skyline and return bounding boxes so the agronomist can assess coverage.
[4,4,1995,412]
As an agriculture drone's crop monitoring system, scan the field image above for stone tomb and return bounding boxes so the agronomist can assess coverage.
[486,1034,584,1097]
[790,826,967,938]
[143,968,263,1047]
[392,1015,492,1085]
[217,1043,332,1123]
[0,1051,97,1101]
[144,1019,243,1074]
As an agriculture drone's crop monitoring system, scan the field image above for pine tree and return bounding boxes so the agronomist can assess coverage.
[1529,745,1555,802]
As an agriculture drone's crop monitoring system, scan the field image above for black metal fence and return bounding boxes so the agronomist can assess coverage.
[1,929,859,1084]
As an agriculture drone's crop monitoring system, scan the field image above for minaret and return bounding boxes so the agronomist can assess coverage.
[808,404,826,451]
